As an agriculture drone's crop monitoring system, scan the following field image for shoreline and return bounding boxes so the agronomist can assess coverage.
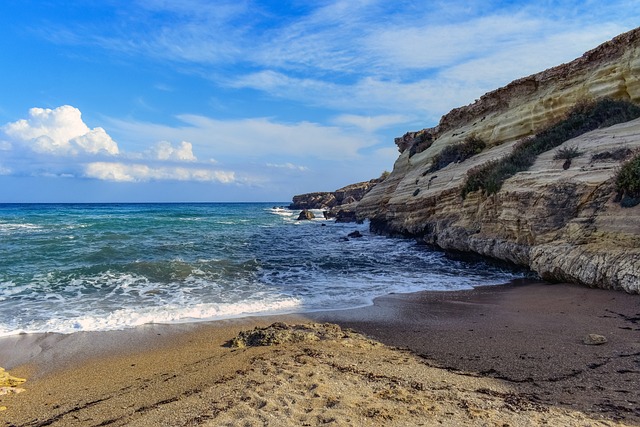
[1,280,639,425]
[0,279,523,374]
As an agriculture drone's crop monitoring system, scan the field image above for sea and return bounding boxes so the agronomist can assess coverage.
[0,203,527,336]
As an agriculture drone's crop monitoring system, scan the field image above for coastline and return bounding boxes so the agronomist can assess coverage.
[1,280,639,425]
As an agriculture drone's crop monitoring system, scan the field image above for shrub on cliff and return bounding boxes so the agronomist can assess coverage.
[554,145,584,169]
[462,98,640,198]
[408,132,434,158]
[553,145,584,161]
[428,136,486,173]
[615,152,640,207]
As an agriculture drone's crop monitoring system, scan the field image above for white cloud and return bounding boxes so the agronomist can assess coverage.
[2,105,119,156]
[107,114,376,160]
[84,162,235,183]
[363,14,542,71]
[147,141,197,161]
[230,71,475,123]
[445,23,628,89]
[266,162,308,171]
[0,106,239,185]
[42,2,640,126]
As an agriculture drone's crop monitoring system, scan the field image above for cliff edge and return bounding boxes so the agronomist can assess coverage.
[356,27,640,293]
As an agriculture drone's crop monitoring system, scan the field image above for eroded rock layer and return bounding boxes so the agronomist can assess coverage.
[357,28,640,293]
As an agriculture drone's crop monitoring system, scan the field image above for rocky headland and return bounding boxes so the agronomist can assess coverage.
[290,178,383,222]
[300,28,640,293]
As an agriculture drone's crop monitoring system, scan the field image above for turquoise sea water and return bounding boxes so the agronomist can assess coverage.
[0,203,525,335]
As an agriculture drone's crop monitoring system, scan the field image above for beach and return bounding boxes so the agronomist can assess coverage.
[1,280,639,426]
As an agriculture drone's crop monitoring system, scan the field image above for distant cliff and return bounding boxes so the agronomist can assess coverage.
[356,27,640,293]
[290,179,383,220]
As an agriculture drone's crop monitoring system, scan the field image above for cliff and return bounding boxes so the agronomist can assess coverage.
[356,27,640,293]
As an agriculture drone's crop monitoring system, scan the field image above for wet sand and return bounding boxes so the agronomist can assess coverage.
[1,280,639,426]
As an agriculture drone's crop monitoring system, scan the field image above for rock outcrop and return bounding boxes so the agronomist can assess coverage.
[356,27,640,293]
[289,192,338,210]
[290,179,384,221]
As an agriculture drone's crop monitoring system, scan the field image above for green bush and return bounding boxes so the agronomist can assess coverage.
[427,136,486,173]
[553,145,583,161]
[615,153,640,207]
[591,147,632,162]
[408,132,434,158]
[462,98,640,198]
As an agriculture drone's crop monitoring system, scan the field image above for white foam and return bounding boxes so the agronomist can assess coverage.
[0,222,43,233]
[0,296,303,336]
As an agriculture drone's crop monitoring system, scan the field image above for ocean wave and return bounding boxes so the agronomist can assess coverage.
[0,203,527,335]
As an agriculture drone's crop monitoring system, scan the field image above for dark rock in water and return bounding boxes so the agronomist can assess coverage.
[347,230,363,238]
[323,210,334,220]
[340,237,349,241]
[297,210,315,220]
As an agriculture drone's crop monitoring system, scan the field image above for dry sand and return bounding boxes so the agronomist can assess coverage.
[1,280,638,426]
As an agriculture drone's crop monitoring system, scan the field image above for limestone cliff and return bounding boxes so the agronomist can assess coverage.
[356,27,640,293]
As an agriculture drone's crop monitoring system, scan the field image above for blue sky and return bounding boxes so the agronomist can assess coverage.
[0,1,638,202]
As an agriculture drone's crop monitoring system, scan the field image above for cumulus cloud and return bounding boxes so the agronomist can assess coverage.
[147,141,197,161]
[1,106,237,185]
[2,105,119,156]
[84,162,235,183]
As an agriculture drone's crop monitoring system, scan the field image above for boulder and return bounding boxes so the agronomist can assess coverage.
[297,210,315,220]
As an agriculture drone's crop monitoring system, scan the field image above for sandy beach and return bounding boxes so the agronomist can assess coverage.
[1,280,639,426]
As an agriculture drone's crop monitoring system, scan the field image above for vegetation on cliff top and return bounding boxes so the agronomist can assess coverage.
[427,136,486,173]
[462,98,640,198]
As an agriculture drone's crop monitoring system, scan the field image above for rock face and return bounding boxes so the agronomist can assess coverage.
[356,27,640,293]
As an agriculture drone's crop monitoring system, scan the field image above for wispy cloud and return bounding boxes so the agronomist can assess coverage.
[106,114,380,160]
[266,162,308,172]
[41,1,638,123]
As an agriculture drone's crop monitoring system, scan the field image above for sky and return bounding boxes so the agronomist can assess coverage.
[0,1,638,203]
